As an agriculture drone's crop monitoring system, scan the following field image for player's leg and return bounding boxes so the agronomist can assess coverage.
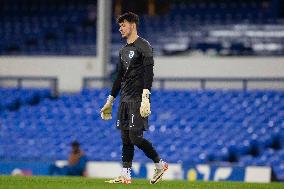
[129,129,160,162]
[128,101,168,184]
[121,129,134,183]
[129,129,168,184]
[120,102,134,181]
[105,129,133,184]
[105,102,132,184]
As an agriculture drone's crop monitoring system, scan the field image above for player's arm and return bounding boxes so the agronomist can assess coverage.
[140,43,154,118]
[100,57,123,120]
[143,56,154,90]
[110,60,123,98]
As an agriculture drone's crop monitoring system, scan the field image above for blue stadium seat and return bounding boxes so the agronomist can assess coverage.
[0,88,284,179]
[0,87,51,111]
[1,0,284,56]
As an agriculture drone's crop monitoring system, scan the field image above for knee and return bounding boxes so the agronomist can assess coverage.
[129,131,144,146]
[121,134,131,145]
[122,143,134,151]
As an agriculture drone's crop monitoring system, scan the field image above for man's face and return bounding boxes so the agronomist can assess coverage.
[119,20,135,39]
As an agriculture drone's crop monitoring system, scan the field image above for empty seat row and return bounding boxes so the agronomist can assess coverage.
[0,88,283,180]
[0,87,51,111]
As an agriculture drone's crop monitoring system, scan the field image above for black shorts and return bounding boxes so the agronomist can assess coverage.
[116,101,148,131]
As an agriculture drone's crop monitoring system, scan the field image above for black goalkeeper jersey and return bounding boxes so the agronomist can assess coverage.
[111,37,154,102]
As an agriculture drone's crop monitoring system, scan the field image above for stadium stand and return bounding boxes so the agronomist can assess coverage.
[0,87,52,111]
[0,0,283,183]
[0,0,97,55]
[1,0,284,56]
[137,0,284,56]
[0,88,283,180]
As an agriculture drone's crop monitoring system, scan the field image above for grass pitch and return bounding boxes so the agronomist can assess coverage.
[0,176,283,189]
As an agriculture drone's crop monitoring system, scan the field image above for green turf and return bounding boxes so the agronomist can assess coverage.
[0,176,283,189]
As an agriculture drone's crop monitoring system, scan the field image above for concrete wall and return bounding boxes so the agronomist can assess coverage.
[0,56,101,92]
[154,56,284,89]
[155,56,284,77]
[1,56,284,92]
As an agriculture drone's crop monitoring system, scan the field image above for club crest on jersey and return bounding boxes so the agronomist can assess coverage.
[129,51,135,59]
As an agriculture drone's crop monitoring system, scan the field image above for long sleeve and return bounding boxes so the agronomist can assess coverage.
[143,57,154,91]
[110,57,123,98]
[141,44,154,91]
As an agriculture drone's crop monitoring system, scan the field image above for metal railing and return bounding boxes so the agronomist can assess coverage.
[83,77,284,90]
[0,76,58,96]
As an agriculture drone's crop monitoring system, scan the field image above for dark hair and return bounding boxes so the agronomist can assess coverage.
[71,141,80,147]
[117,12,139,26]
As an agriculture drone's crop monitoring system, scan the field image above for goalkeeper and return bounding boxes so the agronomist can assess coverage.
[100,12,168,184]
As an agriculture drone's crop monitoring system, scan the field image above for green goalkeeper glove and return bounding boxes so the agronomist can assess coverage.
[100,95,115,120]
[140,89,151,118]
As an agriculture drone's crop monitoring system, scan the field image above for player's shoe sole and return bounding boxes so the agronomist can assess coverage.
[150,162,169,184]
[105,176,131,184]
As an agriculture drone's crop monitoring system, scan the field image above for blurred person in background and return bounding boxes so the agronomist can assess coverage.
[101,12,168,185]
[49,141,87,176]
